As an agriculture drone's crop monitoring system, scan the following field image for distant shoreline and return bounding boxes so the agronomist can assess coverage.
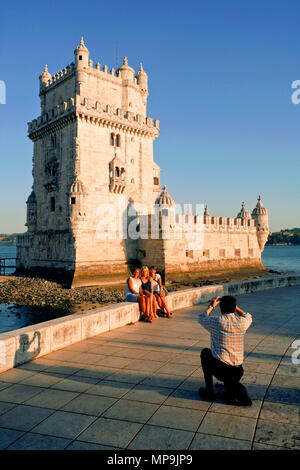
[266,243,300,246]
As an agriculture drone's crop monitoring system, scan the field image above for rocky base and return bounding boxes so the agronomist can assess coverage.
[0,267,274,315]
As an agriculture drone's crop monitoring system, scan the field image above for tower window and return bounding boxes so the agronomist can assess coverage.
[153,177,159,185]
[110,133,115,146]
[71,197,76,205]
[50,197,55,212]
[235,249,241,257]
[116,134,121,147]
[79,55,82,60]
[51,134,56,149]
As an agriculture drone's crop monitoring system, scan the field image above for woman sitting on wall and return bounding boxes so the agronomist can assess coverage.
[125,268,146,316]
[149,266,172,318]
[140,266,157,322]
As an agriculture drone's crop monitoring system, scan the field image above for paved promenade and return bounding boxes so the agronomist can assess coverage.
[0,286,299,450]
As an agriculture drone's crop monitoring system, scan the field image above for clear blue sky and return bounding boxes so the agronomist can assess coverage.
[0,0,299,233]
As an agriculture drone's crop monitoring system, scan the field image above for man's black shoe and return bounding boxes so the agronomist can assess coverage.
[198,388,216,401]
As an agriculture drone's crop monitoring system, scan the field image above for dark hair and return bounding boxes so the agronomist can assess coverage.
[219,295,236,313]
[149,266,156,271]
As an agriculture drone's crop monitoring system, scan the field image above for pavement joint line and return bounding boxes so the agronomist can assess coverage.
[0,405,58,437]
[249,335,299,450]
[0,426,27,450]
[190,432,252,449]
[187,400,214,450]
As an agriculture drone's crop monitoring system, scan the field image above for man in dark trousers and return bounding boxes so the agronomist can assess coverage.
[198,295,252,406]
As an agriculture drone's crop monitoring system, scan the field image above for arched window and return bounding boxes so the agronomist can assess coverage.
[50,197,55,212]
[116,134,121,147]
[153,177,159,185]
[115,167,120,177]
[110,133,115,146]
[51,134,56,149]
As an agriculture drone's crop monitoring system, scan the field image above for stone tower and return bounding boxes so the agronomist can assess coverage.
[17,38,270,287]
[17,38,161,286]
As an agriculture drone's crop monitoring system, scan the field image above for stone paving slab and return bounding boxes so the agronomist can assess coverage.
[0,285,298,450]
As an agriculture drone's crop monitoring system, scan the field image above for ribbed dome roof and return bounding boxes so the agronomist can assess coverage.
[117,56,135,74]
[251,195,268,216]
[237,201,251,219]
[156,185,175,206]
[136,62,147,78]
[74,37,89,54]
[39,64,51,82]
[70,179,85,193]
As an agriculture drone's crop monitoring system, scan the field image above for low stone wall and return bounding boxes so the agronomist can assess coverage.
[0,274,299,373]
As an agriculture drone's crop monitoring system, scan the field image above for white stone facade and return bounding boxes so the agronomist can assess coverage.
[17,39,269,286]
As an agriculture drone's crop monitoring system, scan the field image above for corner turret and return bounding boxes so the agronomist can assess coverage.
[74,37,90,69]
[39,64,51,88]
[25,190,37,232]
[117,56,135,81]
[156,185,175,207]
[251,195,269,251]
[237,201,251,219]
[136,63,148,94]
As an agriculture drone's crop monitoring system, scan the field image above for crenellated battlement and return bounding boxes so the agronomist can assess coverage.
[203,215,255,229]
[169,213,256,234]
[40,46,146,94]
[28,97,76,135]
[28,97,159,138]
[40,63,76,92]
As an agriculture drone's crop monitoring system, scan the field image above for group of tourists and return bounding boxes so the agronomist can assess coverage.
[125,266,172,322]
[125,267,253,406]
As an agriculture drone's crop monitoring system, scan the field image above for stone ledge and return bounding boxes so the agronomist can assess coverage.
[0,274,299,373]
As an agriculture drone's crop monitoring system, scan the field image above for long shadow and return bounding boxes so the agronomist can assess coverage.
[7,359,300,410]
